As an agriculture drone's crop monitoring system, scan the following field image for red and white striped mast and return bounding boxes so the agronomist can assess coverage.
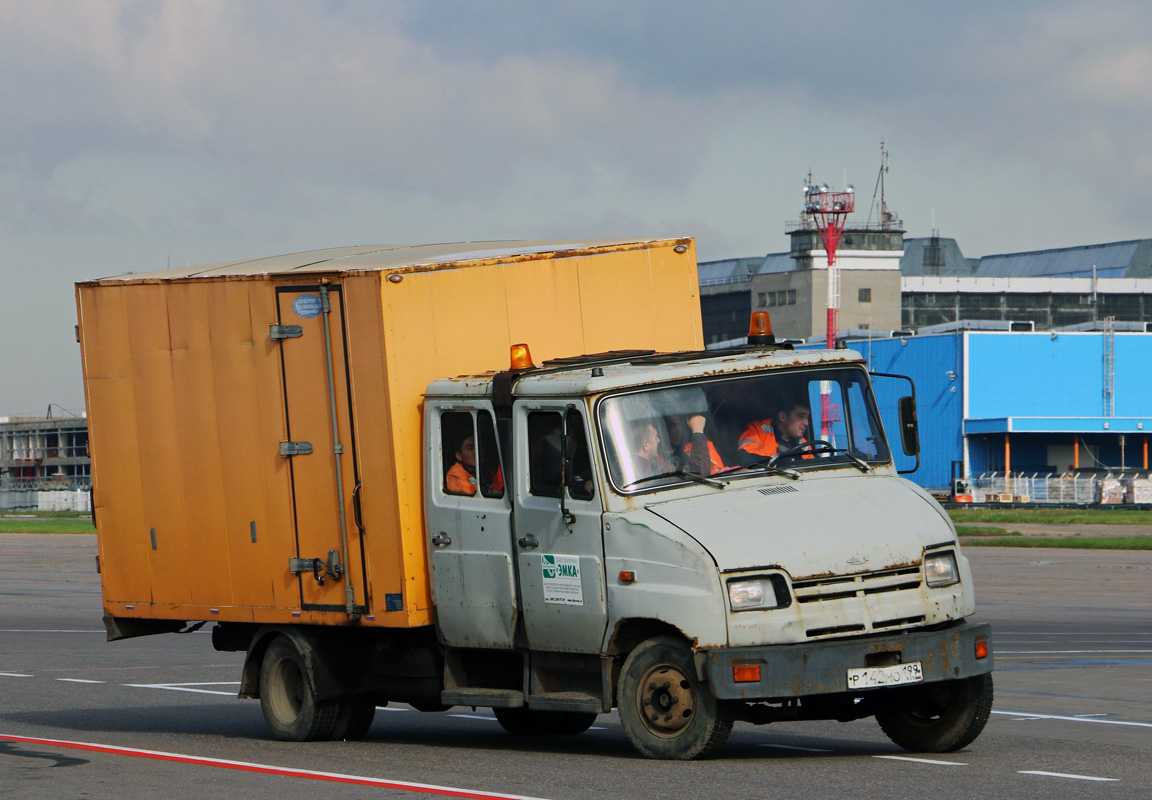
[802,178,855,348]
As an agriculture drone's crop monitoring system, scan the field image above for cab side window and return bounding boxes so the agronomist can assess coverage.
[441,412,477,496]
[442,410,504,499]
[527,409,594,500]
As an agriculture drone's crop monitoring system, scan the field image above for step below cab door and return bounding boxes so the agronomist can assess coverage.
[425,404,517,648]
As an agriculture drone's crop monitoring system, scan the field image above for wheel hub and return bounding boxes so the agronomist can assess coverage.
[637,663,695,736]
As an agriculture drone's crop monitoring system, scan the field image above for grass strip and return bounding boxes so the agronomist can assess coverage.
[963,536,1152,550]
[0,519,96,534]
[954,526,1016,537]
[947,508,1152,525]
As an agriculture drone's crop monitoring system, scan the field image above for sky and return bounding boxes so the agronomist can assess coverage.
[2,0,1151,414]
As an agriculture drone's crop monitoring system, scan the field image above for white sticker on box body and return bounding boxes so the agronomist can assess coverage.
[541,554,583,605]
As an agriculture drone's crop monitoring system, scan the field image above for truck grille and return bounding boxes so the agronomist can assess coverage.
[792,566,926,638]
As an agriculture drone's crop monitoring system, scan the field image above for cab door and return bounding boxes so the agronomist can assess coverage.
[425,404,517,648]
[513,403,607,654]
[274,284,365,616]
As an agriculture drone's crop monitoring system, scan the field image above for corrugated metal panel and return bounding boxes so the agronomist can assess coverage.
[1114,334,1152,417]
[967,333,1104,418]
[975,241,1141,278]
[861,335,963,490]
[756,252,797,275]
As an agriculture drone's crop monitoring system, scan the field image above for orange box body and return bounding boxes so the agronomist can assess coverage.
[75,240,703,630]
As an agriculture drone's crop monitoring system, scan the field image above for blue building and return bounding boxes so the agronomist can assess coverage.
[806,327,1152,492]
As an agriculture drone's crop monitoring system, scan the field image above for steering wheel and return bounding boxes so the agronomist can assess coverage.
[771,439,835,462]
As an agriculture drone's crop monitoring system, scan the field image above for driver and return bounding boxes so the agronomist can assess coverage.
[735,395,810,464]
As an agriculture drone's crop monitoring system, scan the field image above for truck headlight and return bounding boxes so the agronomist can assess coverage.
[924,551,959,588]
[727,575,790,611]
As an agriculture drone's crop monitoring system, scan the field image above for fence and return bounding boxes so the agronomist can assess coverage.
[0,479,91,511]
[962,472,1152,505]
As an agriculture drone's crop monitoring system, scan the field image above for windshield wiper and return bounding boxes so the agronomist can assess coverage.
[622,469,728,490]
[724,459,800,479]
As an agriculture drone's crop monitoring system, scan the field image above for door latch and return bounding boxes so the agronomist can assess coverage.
[517,534,539,549]
[289,549,344,586]
[279,441,313,457]
[431,532,452,547]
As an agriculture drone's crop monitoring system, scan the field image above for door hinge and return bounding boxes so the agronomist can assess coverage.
[270,324,303,340]
[279,441,313,457]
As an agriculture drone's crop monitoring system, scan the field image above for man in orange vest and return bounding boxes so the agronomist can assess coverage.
[666,414,726,475]
[736,399,811,465]
[446,434,504,496]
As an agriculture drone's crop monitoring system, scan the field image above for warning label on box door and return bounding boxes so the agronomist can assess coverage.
[541,554,583,606]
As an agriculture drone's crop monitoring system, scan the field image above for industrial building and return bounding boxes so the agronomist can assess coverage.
[0,414,90,510]
[699,235,1152,344]
[816,326,1152,497]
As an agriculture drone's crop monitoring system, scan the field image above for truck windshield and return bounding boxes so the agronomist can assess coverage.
[598,367,890,492]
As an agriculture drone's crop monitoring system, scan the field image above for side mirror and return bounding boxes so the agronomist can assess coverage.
[897,395,919,457]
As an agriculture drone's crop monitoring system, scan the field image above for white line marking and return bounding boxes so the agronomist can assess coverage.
[448,714,497,721]
[998,649,1152,654]
[874,755,966,766]
[379,706,410,712]
[998,632,1152,636]
[57,678,105,684]
[992,710,1152,729]
[0,672,33,678]
[152,682,239,691]
[124,684,236,696]
[1019,771,1118,782]
[762,743,833,753]
[0,629,104,633]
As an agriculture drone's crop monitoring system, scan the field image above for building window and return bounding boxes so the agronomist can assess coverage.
[858,288,872,303]
[757,292,767,308]
[787,290,796,305]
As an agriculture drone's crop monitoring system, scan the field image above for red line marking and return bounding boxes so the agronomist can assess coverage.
[0,733,549,800]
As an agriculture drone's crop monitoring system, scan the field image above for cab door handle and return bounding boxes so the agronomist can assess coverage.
[517,534,539,549]
[431,532,452,547]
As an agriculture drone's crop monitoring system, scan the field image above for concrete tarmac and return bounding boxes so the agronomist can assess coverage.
[1,535,1150,799]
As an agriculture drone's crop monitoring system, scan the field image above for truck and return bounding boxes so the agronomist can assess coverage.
[75,238,992,760]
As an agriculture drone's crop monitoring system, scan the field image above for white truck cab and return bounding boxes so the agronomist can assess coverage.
[423,341,992,759]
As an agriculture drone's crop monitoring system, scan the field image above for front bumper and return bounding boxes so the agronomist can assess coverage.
[706,621,992,700]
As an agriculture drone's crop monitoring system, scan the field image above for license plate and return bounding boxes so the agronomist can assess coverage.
[846,661,923,689]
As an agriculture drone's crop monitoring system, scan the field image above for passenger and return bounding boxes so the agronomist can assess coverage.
[666,414,725,475]
[631,420,671,478]
[446,434,503,496]
[736,397,811,465]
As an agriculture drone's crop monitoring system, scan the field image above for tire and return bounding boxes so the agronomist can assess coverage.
[259,636,340,741]
[493,707,597,736]
[331,693,377,741]
[617,636,733,760]
[877,673,994,753]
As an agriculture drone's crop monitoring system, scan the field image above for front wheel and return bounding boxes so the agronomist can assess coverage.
[617,637,733,760]
[877,673,994,752]
[259,636,339,741]
[493,707,597,736]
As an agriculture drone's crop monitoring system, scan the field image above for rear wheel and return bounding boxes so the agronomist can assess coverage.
[617,637,733,760]
[331,693,377,741]
[259,636,339,741]
[493,707,597,736]
[877,673,994,752]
